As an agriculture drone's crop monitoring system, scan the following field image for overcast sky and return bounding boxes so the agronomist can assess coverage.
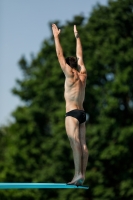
[0,0,108,126]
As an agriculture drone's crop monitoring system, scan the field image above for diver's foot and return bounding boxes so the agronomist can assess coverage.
[75,178,84,186]
[67,175,85,186]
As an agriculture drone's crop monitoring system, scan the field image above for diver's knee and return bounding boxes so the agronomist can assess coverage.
[83,146,89,156]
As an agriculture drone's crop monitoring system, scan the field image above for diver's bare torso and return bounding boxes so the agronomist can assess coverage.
[64,68,87,112]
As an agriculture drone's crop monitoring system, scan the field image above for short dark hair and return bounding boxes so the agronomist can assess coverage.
[65,56,77,69]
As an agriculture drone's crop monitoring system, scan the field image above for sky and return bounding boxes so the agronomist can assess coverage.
[0,0,108,126]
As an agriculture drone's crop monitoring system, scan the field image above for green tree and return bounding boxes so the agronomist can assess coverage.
[85,0,133,199]
[0,0,133,199]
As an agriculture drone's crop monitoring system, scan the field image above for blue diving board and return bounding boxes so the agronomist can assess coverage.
[0,183,89,189]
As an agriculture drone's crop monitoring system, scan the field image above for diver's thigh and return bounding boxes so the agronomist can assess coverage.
[79,123,87,146]
[65,116,79,138]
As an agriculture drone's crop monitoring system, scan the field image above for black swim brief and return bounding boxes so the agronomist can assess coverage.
[65,109,86,124]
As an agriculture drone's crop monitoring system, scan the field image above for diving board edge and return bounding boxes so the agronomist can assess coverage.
[0,183,89,190]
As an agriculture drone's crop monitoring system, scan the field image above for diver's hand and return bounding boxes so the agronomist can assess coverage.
[52,24,61,38]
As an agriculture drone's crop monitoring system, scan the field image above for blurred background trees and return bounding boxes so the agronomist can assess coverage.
[0,0,133,199]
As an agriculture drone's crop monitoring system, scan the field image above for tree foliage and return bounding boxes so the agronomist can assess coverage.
[0,0,133,199]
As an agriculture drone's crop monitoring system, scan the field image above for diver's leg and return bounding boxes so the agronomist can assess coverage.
[65,116,84,184]
[79,122,89,182]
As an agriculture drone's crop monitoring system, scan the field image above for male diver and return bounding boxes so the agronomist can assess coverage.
[52,24,88,185]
